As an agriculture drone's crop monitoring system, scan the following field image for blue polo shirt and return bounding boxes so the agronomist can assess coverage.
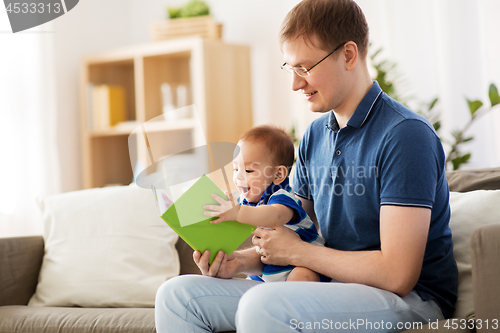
[293,81,458,318]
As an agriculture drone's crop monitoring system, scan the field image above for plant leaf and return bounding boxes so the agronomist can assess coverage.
[429,98,439,111]
[451,129,462,141]
[461,153,471,164]
[433,121,441,132]
[466,99,483,116]
[462,137,474,143]
[371,48,382,60]
[489,84,500,107]
[452,156,461,171]
[451,153,471,170]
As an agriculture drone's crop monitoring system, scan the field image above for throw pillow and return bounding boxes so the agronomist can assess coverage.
[449,190,500,319]
[29,184,179,307]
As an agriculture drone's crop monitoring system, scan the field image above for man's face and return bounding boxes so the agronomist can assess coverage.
[282,35,348,113]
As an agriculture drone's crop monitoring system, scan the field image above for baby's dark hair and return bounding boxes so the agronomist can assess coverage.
[239,125,295,175]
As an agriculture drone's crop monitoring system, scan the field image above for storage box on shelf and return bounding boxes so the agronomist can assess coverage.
[151,15,223,41]
[80,36,253,189]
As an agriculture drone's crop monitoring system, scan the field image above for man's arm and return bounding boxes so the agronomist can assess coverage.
[254,204,430,296]
[299,197,319,231]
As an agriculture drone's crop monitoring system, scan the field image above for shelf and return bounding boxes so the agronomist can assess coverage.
[81,39,253,189]
[88,118,197,138]
[143,53,192,121]
[87,61,136,123]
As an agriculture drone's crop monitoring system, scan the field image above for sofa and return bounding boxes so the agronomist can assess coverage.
[1,167,499,333]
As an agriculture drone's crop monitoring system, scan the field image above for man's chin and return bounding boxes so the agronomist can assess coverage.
[308,105,330,113]
[307,101,329,113]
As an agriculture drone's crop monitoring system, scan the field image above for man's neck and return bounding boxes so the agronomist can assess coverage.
[333,74,373,129]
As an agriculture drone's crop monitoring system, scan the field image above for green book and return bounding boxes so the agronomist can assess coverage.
[152,175,256,264]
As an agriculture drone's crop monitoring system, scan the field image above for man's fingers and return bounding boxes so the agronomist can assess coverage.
[252,235,261,247]
[260,255,270,264]
[252,227,264,238]
[193,250,201,264]
[194,250,210,275]
[252,227,274,239]
[208,251,224,276]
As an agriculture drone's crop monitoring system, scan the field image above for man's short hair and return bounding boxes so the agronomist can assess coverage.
[239,125,295,174]
[279,0,369,59]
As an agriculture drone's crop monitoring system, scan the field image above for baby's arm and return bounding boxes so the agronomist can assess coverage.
[203,193,295,228]
[235,204,295,228]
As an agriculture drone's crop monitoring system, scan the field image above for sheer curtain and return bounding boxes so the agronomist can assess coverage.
[0,13,61,237]
[357,0,500,168]
[210,0,500,168]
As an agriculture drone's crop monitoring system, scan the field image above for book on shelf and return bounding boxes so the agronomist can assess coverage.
[86,84,127,130]
[151,174,256,264]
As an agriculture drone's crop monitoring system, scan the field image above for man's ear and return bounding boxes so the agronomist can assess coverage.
[273,165,288,185]
[344,41,358,71]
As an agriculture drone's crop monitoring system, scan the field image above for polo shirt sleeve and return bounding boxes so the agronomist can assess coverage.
[379,119,444,208]
[292,128,312,200]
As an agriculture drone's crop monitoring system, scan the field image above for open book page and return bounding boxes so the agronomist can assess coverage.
[151,186,174,216]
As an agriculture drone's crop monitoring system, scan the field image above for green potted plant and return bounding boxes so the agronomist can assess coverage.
[152,0,222,41]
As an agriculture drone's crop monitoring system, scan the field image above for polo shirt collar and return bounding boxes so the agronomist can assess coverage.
[327,81,382,131]
[241,177,291,206]
[346,81,382,129]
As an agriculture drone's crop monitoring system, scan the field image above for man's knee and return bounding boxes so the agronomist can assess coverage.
[155,274,205,309]
[236,283,295,330]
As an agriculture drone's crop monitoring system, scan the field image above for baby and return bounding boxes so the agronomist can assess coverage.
[204,125,324,282]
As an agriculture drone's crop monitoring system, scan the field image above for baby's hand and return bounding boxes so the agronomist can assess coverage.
[203,191,238,223]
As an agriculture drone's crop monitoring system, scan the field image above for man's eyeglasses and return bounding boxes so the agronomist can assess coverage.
[281,42,347,77]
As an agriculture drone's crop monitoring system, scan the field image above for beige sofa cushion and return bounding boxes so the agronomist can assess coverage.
[0,306,155,333]
[29,184,179,308]
[470,223,500,328]
[449,190,500,319]
[0,236,43,306]
[447,167,500,192]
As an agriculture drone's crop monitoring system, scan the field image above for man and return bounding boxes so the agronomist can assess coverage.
[155,1,458,332]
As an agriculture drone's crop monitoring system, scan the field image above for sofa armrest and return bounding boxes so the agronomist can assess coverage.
[0,236,44,306]
[470,223,500,331]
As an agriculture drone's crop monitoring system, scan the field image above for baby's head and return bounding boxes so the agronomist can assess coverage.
[233,125,294,203]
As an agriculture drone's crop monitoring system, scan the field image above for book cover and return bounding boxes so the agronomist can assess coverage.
[107,85,127,126]
[91,85,127,130]
[152,175,256,264]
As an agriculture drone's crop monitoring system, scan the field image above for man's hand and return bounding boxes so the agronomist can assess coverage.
[193,250,241,279]
[203,191,239,224]
[252,226,303,266]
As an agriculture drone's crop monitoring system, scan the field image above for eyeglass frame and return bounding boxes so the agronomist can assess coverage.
[281,41,348,77]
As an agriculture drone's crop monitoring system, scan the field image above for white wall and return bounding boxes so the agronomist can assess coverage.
[2,0,499,237]
[125,0,500,169]
[50,0,134,192]
[358,0,500,169]
[20,0,500,192]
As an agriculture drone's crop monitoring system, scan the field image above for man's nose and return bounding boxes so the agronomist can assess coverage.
[291,72,306,91]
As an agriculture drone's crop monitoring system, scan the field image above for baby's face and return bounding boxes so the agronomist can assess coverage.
[232,140,277,203]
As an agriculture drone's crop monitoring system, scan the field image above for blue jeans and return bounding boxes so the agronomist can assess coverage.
[155,275,444,333]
